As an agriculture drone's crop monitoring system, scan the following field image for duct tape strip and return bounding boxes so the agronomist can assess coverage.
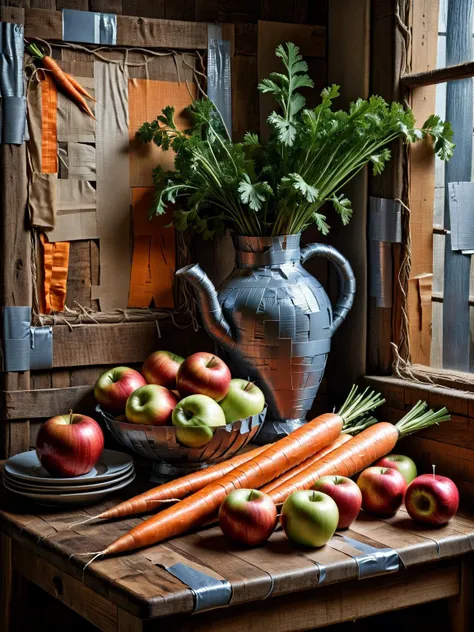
[0,22,26,144]
[447,181,474,252]
[207,24,232,139]
[336,533,399,579]
[368,197,402,308]
[62,9,117,45]
[2,307,53,372]
[164,562,232,613]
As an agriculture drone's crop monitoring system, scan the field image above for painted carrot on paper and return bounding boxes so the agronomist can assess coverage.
[266,401,450,506]
[88,386,384,557]
[27,43,96,119]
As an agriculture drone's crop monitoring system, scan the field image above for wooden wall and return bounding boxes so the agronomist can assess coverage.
[0,0,330,458]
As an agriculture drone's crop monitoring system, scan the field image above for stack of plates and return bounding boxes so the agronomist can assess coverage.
[3,449,135,507]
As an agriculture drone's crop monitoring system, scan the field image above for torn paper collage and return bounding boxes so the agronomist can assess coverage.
[26,50,197,313]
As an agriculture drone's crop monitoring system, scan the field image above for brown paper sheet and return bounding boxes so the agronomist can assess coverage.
[128,78,197,187]
[128,187,175,308]
[57,76,95,143]
[48,180,98,243]
[91,61,131,311]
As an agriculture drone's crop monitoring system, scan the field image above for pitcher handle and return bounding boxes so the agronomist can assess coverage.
[300,243,356,334]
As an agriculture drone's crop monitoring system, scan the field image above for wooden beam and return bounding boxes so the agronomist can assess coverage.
[22,8,208,49]
[402,60,474,87]
[4,386,93,420]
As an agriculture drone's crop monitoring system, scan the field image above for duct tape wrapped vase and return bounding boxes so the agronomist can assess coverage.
[177,234,355,444]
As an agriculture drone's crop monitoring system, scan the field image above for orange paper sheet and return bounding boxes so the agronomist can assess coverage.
[41,73,58,174]
[40,234,70,313]
[128,78,197,187]
[128,188,175,308]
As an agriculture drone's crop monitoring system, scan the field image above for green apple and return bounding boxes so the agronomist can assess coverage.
[374,454,418,484]
[219,379,265,423]
[281,490,339,548]
[172,394,226,447]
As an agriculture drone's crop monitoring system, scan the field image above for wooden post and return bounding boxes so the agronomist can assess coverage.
[449,555,473,632]
[442,0,473,371]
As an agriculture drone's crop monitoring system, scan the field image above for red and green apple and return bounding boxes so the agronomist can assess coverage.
[313,475,362,529]
[94,367,146,411]
[405,473,459,525]
[172,394,226,447]
[176,352,231,401]
[281,490,339,548]
[219,379,265,423]
[125,384,178,426]
[219,489,277,546]
[374,454,417,484]
[357,466,407,517]
[142,350,184,390]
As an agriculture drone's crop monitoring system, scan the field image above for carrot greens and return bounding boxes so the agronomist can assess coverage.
[138,42,453,238]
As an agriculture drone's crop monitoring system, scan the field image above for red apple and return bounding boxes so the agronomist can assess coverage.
[405,473,459,525]
[36,412,104,478]
[357,466,407,517]
[176,352,231,401]
[374,454,417,484]
[313,476,362,529]
[219,489,277,546]
[94,367,146,411]
[142,350,184,390]
[125,385,178,426]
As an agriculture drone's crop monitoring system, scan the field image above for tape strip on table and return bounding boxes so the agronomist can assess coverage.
[165,562,232,612]
[334,533,400,579]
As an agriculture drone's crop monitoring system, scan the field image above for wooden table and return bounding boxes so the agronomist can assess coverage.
[1,487,474,632]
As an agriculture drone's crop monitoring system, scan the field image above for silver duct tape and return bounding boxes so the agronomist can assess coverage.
[368,197,402,242]
[237,248,301,267]
[3,306,30,372]
[207,24,232,139]
[447,181,474,252]
[0,23,26,145]
[368,241,393,308]
[62,9,117,45]
[164,562,232,613]
[30,326,53,370]
[337,534,399,579]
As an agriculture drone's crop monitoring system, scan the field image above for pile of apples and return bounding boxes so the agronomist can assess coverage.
[219,454,460,548]
[94,351,265,448]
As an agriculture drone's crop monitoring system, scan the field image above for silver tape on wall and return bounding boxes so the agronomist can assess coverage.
[0,22,26,144]
[62,9,117,45]
[207,24,232,139]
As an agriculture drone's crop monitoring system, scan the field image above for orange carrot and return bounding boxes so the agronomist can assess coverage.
[260,414,378,494]
[65,72,96,102]
[82,444,269,524]
[28,44,95,119]
[266,402,450,506]
[94,387,384,557]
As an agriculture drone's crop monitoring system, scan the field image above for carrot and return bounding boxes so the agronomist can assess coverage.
[76,444,269,525]
[65,72,96,102]
[92,386,384,557]
[261,415,378,494]
[266,401,450,506]
[28,44,95,119]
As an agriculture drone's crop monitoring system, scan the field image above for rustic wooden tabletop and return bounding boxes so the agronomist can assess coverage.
[2,470,474,632]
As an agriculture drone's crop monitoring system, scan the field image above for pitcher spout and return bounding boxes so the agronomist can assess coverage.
[176,264,238,352]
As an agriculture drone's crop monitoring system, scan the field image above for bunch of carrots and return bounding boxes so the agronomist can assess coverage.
[27,43,96,120]
[80,386,450,561]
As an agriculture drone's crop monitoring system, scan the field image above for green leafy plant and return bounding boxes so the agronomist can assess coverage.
[138,42,454,238]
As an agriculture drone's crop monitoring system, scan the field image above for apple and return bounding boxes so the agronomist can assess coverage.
[219,379,265,423]
[374,454,418,485]
[312,476,362,529]
[142,350,184,390]
[281,490,339,548]
[405,473,459,525]
[176,352,231,401]
[125,384,178,426]
[172,394,226,447]
[36,412,104,478]
[357,466,407,517]
[94,367,146,411]
[219,489,277,546]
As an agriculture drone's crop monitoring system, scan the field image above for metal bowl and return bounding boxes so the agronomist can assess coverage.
[97,405,266,479]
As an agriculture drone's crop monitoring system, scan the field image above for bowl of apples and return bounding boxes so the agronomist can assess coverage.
[95,351,266,477]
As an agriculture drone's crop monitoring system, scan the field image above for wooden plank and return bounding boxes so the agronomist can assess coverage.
[165,563,460,632]
[24,7,62,39]
[118,609,143,632]
[449,555,474,632]
[55,0,88,10]
[442,0,472,371]
[4,386,93,420]
[403,60,474,88]
[116,14,207,49]
[164,0,194,21]
[232,55,259,142]
[0,534,12,632]
[50,321,212,368]
[407,0,439,365]
[13,542,119,632]
[89,0,123,12]
[1,139,31,458]
[0,6,25,21]
[122,0,165,18]
[326,0,369,402]
[66,240,94,309]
